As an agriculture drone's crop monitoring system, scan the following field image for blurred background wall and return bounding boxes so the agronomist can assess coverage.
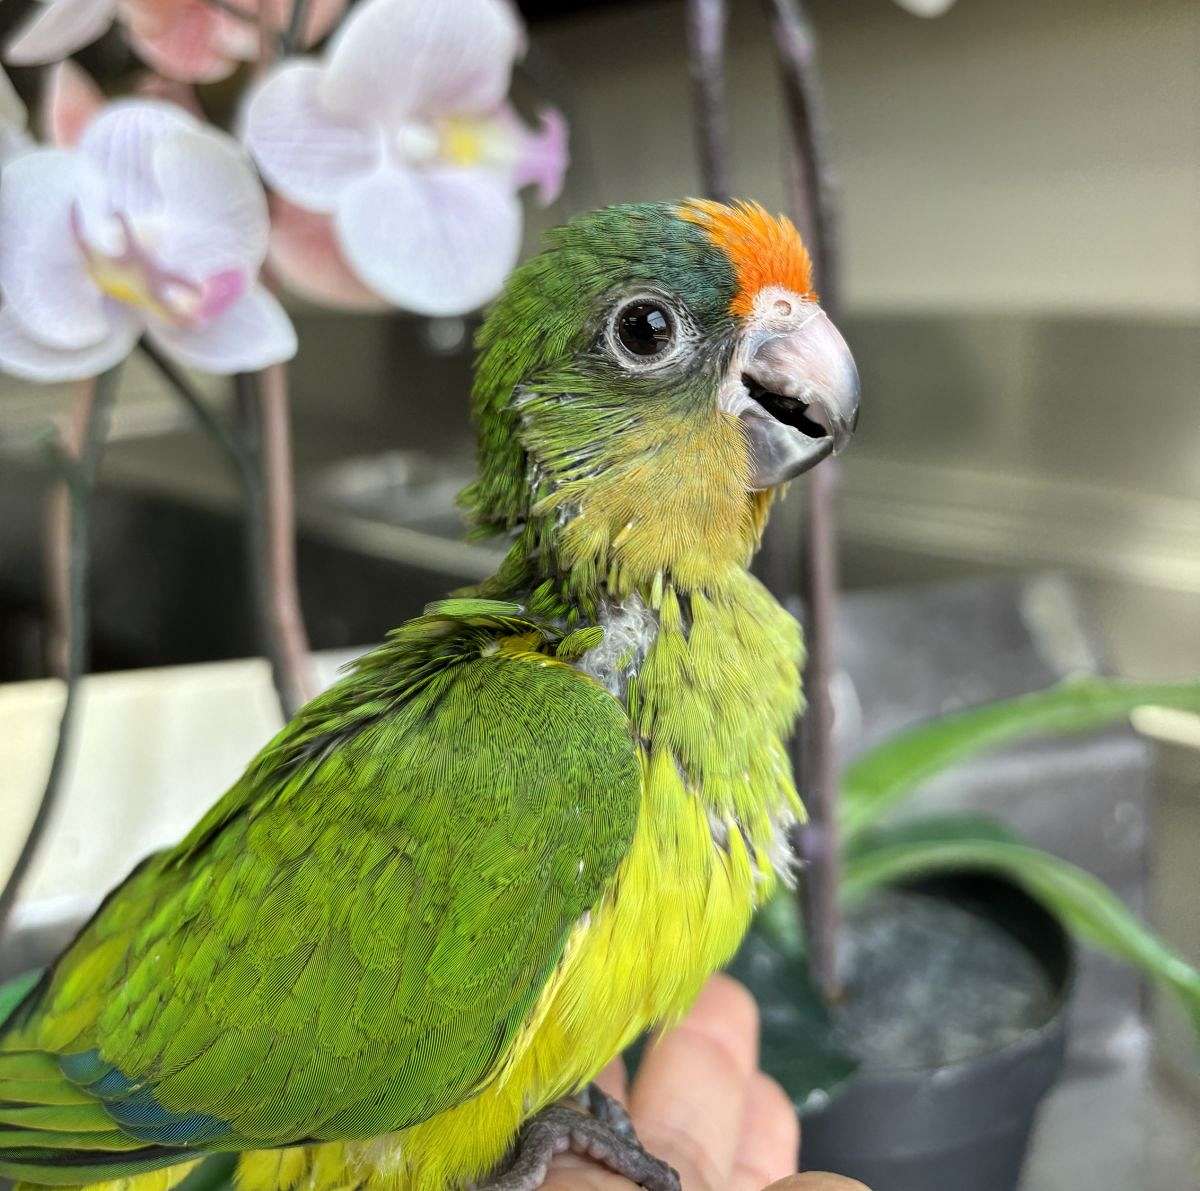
[529,0,1200,679]
[539,0,1199,315]
[0,0,1196,680]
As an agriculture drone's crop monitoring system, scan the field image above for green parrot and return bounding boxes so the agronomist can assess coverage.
[0,199,859,1191]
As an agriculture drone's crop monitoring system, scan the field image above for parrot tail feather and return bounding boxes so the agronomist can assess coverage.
[0,1048,197,1187]
[0,1144,200,1187]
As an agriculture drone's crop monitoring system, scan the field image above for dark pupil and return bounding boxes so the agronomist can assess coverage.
[617,302,672,356]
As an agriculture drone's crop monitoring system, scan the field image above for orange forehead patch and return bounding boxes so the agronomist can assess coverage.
[678,199,815,317]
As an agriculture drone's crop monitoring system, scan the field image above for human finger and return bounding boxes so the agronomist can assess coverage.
[764,1174,871,1190]
[728,1071,799,1191]
[627,974,760,1191]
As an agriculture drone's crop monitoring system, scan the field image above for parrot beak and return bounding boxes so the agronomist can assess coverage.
[722,302,860,490]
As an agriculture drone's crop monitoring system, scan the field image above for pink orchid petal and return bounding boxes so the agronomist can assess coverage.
[194,267,245,322]
[146,284,296,372]
[4,0,117,67]
[78,98,196,219]
[0,149,110,350]
[154,124,270,272]
[321,0,522,125]
[268,195,386,311]
[511,106,568,206]
[334,166,521,315]
[242,61,381,213]
[41,60,105,148]
[212,13,259,63]
[122,0,237,84]
[0,300,139,382]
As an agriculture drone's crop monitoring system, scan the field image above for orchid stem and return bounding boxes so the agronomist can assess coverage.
[231,0,316,720]
[43,383,96,679]
[765,0,840,305]
[257,364,315,714]
[0,366,120,941]
[139,340,246,477]
[686,0,732,203]
[283,0,312,55]
[764,0,844,1005]
[795,460,842,1002]
[683,0,845,1002]
[140,342,313,719]
[235,369,315,720]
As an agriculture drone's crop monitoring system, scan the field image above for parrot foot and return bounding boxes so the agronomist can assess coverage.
[479,1102,680,1191]
[577,1081,638,1141]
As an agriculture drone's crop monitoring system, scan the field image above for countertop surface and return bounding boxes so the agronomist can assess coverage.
[1025,1025,1197,1189]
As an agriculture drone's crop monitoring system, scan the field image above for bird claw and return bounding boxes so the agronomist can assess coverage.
[577,1081,638,1142]
[478,1095,679,1191]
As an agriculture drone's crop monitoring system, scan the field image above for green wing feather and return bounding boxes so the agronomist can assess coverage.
[0,599,640,1180]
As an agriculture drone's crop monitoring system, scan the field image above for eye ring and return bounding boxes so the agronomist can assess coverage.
[608,296,680,366]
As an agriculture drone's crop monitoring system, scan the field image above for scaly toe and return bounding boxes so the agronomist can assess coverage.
[479,1103,679,1191]
[580,1081,639,1143]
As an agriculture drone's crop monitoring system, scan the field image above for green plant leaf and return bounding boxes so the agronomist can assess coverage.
[843,816,1200,1037]
[841,678,1200,840]
[725,920,858,1110]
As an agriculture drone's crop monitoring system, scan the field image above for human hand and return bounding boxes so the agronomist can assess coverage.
[542,973,867,1191]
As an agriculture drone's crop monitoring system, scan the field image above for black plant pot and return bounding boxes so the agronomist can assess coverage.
[732,873,1073,1191]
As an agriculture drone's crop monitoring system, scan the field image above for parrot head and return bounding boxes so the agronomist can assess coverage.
[465,200,860,592]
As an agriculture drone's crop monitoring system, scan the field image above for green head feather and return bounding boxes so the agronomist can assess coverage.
[462,202,774,597]
[465,203,737,526]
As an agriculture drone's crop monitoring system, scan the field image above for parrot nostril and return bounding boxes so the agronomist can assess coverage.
[741,373,828,440]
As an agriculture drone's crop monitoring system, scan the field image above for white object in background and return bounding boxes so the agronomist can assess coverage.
[893,0,957,16]
[0,657,285,933]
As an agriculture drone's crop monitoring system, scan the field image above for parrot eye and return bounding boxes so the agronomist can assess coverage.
[612,299,677,360]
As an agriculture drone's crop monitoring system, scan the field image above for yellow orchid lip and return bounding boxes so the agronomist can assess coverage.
[439,118,488,168]
[70,205,245,330]
[393,117,507,171]
[86,256,188,326]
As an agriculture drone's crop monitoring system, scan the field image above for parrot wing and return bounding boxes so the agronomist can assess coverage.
[0,600,641,1183]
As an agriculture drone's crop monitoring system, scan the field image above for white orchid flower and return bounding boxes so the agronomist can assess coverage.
[242,0,569,316]
[0,99,296,383]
